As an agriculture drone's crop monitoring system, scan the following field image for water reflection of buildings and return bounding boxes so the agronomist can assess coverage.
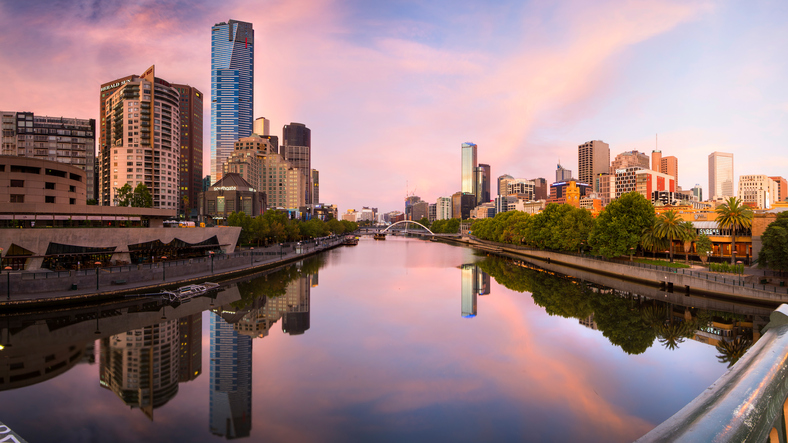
[461,264,490,318]
[210,312,252,439]
[99,319,181,420]
[179,313,202,382]
[236,272,313,338]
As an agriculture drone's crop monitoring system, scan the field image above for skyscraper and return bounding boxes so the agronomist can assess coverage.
[211,20,254,184]
[210,312,252,438]
[578,140,610,185]
[283,123,311,203]
[661,156,678,186]
[708,152,734,200]
[98,65,181,208]
[172,84,203,218]
[610,150,649,173]
[497,174,513,198]
[461,142,477,195]
[474,163,491,204]
[556,163,573,182]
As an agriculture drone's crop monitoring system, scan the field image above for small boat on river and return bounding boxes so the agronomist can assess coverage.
[374,233,386,240]
[162,282,220,303]
[343,236,359,245]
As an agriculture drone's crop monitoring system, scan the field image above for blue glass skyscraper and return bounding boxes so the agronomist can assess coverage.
[211,20,254,184]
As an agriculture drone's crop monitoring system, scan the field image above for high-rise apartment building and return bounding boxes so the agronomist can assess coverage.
[497,174,513,198]
[708,152,734,200]
[178,313,202,383]
[253,117,270,136]
[532,177,548,200]
[474,163,491,204]
[578,140,610,185]
[769,176,787,202]
[610,150,649,173]
[507,178,535,200]
[98,66,181,208]
[661,156,678,186]
[311,169,319,204]
[1,111,96,201]
[556,163,573,182]
[691,184,703,202]
[211,20,254,184]
[172,84,203,218]
[614,166,645,199]
[222,134,306,209]
[652,150,661,172]
[436,197,452,220]
[738,175,777,209]
[461,142,477,195]
[282,123,311,204]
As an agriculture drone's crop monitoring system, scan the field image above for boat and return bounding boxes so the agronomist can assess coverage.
[162,282,220,303]
[374,233,386,240]
[343,236,359,245]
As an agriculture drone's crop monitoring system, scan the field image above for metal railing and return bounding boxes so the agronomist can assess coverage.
[468,236,788,295]
[637,304,788,442]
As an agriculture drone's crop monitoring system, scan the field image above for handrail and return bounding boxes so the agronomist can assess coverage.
[637,304,788,443]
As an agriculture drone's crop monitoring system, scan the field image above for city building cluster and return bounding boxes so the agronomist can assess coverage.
[392,140,786,224]
[0,19,336,226]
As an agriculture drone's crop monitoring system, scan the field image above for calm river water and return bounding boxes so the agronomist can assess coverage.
[0,236,767,442]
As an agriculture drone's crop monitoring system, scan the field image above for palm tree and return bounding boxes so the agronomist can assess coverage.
[641,220,667,259]
[656,210,684,263]
[715,337,752,368]
[716,197,754,265]
[679,221,698,265]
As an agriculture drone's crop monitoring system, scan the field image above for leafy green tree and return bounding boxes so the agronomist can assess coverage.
[655,210,684,263]
[589,191,655,259]
[131,183,153,208]
[501,211,531,245]
[431,218,460,234]
[86,198,98,205]
[695,234,713,264]
[758,212,788,272]
[340,220,358,233]
[115,183,133,207]
[558,207,595,252]
[715,197,754,264]
[641,220,667,258]
[590,291,656,355]
[227,212,253,245]
[326,218,345,235]
[417,217,431,229]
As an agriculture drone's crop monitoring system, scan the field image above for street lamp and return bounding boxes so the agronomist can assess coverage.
[95,261,101,290]
[250,247,254,267]
[4,266,10,300]
[161,256,167,281]
[279,243,284,258]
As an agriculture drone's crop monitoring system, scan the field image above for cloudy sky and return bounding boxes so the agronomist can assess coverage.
[1,0,787,212]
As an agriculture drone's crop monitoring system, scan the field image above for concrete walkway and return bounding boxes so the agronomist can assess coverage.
[0,237,346,308]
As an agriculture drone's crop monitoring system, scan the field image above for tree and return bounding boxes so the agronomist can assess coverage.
[589,191,655,259]
[715,197,754,264]
[655,210,684,263]
[680,221,698,265]
[86,198,98,205]
[131,183,153,208]
[417,217,431,229]
[115,183,133,207]
[716,337,752,368]
[641,220,667,259]
[227,212,253,245]
[758,212,788,273]
[695,234,713,264]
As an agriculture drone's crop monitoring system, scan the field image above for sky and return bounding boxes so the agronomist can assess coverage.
[1,0,787,213]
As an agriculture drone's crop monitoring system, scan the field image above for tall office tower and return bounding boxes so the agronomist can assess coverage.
[253,117,270,135]
[610,150,649,173]
[652,150,662,172]
[578,140,610,185]
[1,111,96,200]
[98,66,181,208]
[178,313,202,383]
[691,184,703,201]
[556,163,573,182]
[461,142,477,195]
[428,203,437,222]
[532,178,548,200]
[436,197,452,220]
[708,152,734,200]
[405,195,421,220]
[172,84,203,218]
[283,123,311,204]
[210,312,252,439]
[769,176,787,202]
[660,156,678,186]
[222,134,305,209]
[507,178,536,200]
[211,19,254,184]
[460,264,478,318]
[474,163,491,204]
[311,169,319,204]
[738,175,777,209]
[99,320,180,420]
[497,174,513,198]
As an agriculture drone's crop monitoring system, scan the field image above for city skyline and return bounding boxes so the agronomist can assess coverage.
[1,0,787,212]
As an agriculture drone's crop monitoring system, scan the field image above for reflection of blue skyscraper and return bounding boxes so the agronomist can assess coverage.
[210,19,254,183]
[210,312,252,439]
[461,264,477,318]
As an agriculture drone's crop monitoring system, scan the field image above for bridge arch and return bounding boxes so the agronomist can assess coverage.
[382,220,434,235]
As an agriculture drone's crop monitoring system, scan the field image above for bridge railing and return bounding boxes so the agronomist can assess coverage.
[637,304,788,443]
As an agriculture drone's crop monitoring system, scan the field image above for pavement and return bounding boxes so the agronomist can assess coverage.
[0,237,345,308]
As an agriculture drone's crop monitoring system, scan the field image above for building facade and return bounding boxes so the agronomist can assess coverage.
[172,84,203,218]
[660,155,678,186]
[635,169,676,202]
[614,166,644,199]
[578,140,610,185]
[436,197,452,220]
[1,111,96,201]
[474,163,491,205]
[211,20,254,184]
[738,175,777,209]
[98,66,181,209]
[769,176,787,202]
[199,173,265,222]
[461,142,477,195]
[556,163,572,182]
[532,177,548,200]
[709,151,734,200]
[282,123,312,204]
[610,150,649,173]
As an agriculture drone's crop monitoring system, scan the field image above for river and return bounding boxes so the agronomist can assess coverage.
[0,236,767,442]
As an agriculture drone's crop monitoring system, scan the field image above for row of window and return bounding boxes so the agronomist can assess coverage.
[9,195,76,204]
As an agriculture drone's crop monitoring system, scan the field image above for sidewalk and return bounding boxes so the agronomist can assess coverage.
[0,238,344,308]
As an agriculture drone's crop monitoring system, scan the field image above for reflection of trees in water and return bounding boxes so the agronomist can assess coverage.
[231,255,326,310]
[716,337,752,368]
[477,256,754,358]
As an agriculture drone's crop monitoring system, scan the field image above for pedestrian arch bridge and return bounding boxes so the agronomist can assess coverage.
[381,221,434,235]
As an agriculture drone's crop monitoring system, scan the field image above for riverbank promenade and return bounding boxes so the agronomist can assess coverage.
[0,236,344,309]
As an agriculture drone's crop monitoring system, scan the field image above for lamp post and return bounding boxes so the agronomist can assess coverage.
[279,243,284,258]
[161,256,167,281]
[95,261,101,290]
[706,250,712,266]
[209,251,214,274]
[4,266,10,301]
[250,247,254,267]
